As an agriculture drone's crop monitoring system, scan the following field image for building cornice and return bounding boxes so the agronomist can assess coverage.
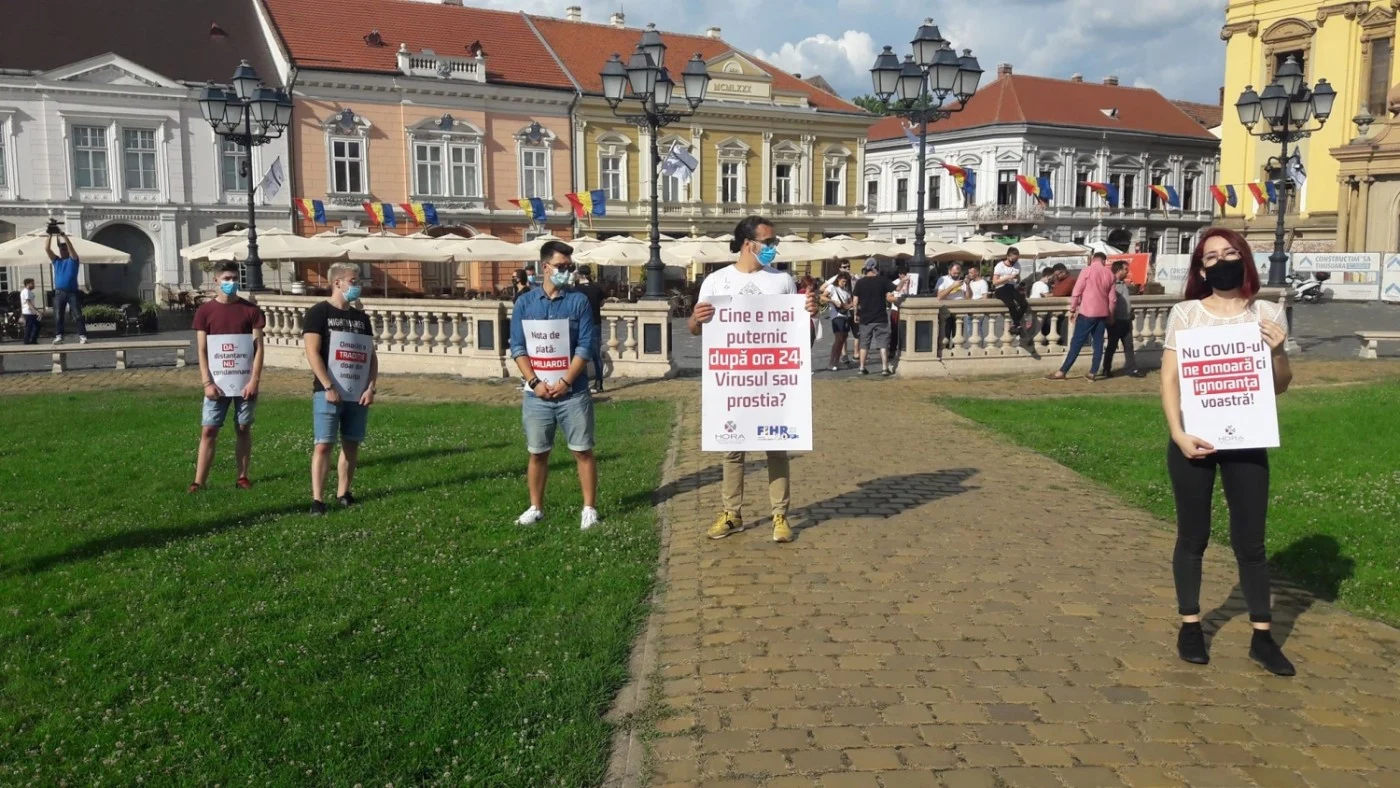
[1220,20,1260,41]
[0,79,192,103]
[293,69,575,109]
[1316,2,1369,25]
[865,123,1219,153]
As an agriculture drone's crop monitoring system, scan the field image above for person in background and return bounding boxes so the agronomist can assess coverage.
[1102,260,1144,378]
[304,262,378,515]
[1159,227,1293,676]
[888,263,911,362]
[46,231,87,345]
[512,268,533,303]
[509,241,600,531]
[1047,252,1116,380]
[19,278,42,344]
[1049,262,1076,296]
[963,264,990,341]
[1030,267,1055,338]
[190,262,265,492]
[797,274,819,346]
[851,259,897,376]
[935,262,965,348]
[992,246,1031,335]
[825,271,854,370]
[821,261,856,363]
[574,264,607,393]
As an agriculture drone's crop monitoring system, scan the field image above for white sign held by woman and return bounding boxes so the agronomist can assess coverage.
[206,333,254,397]
[1176,322,1279,449]
[702,294,812,452]
[523,319,571,385]
[329,330,374,400]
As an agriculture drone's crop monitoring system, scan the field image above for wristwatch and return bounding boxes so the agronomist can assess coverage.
[526,376,541,390]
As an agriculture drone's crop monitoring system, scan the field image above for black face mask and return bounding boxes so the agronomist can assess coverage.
[1203,259,1245,291]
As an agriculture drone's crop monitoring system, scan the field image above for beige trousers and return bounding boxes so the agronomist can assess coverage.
[721,451,790,517]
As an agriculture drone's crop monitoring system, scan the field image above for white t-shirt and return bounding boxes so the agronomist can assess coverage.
[966,279,990,299]
[994,261,1021,286]
[1163,298,1287,351]
[699,264,797,298]
[935,275,965,300]
[826,285,853,314]
[1029,280,1051,298]
[20,287,38,316]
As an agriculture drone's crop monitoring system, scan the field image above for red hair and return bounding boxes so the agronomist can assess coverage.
[1185,227,1261,301]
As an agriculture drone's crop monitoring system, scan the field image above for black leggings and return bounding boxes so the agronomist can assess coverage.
[1166,442,1272,623]
[995,283,1029,326]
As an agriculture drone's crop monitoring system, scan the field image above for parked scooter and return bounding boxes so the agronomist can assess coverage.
[1286,270,1331,304]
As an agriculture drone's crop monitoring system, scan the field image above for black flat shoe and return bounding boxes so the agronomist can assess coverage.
[1250,630,1296,676]
[1177,622,1209,665]
[338,493,357,508]
[310,500,328,516]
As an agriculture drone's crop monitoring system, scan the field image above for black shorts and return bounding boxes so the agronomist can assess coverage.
[832,316,851,333]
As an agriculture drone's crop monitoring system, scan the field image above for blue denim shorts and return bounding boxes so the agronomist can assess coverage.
[522,391,594,454]
[313,391,370,445]
[202,396,256,428]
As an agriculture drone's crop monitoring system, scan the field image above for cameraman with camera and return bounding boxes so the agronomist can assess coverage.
[44,222,87,345]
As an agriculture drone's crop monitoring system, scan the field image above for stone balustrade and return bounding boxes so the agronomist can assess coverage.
[254,295,677,380]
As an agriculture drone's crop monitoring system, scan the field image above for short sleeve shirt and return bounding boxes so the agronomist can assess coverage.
[994,262,1021,285]
[193,297,265,336]
[1163,299,1287,351]
[698,265,797,298]
[303,300,373,392]
[852,275,895,325]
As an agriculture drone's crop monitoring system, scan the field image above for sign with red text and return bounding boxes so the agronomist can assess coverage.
[206,333,254,397]
[702,295,812,452]
[1176,322,1278,449]
[328,330,374,400]
[523,319,571,386]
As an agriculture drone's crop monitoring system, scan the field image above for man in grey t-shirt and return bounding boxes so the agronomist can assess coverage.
[1102,260,1143,378]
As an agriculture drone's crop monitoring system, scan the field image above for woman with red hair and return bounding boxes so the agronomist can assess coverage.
[1160,227,1295,676]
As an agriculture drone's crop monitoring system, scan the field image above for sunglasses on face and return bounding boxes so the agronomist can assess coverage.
[750,237,779,248]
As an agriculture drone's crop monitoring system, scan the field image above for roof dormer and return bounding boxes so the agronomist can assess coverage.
[396,43,486,83]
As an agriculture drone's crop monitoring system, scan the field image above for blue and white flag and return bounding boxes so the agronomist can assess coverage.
[257,156,285,201]
[661,142,698,184]
[902,123,931,155]
[1286,153,1306,190]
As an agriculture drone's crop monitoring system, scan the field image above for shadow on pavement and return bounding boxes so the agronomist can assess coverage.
[1202,534,1356,648]
[789,468,980,530]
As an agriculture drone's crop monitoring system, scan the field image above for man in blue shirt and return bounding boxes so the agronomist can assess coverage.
[46,231,88,345]
[509,240,599,530]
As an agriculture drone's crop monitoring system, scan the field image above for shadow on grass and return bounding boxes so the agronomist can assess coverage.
[249,445,507,484]
[1202,534,1356,648]
[630,460,768,508]
[788,469,980,531]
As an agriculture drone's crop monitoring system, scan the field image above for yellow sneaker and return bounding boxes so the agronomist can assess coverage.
[707,511,742,540]
[772,514,793,543]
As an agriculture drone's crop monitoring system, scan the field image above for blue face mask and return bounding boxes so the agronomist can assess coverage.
[756,245,779,267]
[527,274,537,285]
[550,271,575,288]
[219,281,238,296]
[344,284,362,302]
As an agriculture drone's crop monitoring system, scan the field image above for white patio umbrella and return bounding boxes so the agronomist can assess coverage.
[812,235,883,260]
[772,234,833,264]
[0,229,131,265]
[432,233,534,262]
[667,237,736,265]
[574,236,659,267]
[312,228,369,239]
[956,235,1012,260]
[206,228,349,263]
[1086,240,1124,257]
[1008,235,1089,259]
[180,228,248,261]
[874,241,980,263]
[334,232,455,262]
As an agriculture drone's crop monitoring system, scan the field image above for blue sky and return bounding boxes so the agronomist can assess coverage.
[468,0,1230,104]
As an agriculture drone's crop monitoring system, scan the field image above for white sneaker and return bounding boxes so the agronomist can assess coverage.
[52,336,64,345]
[580,506,600,531]
[78,335,89,345]
[516,506,544,526]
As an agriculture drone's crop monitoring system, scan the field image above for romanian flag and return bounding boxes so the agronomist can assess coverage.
[1036,176,1054,203]
[1246,182,1268,206]
[943,163,967,192]
[1083,181,1109,200]
[295,198,326,225]
[1016,174,1039,198]
[565,193,586,218]
[527,197,546,220]
[422,203,439,225]
[1166,185,1181,208]
[507,199,532,218]
[962,169,976,199]
[1209,185,1228,208]
[588,189,606,216]
[362,201,397,228]
[1105,184,1120,208]
[400,203,423,225]
[1225,184,1238,207]
[1264,181,1278,204]
[1150,184,1170,206]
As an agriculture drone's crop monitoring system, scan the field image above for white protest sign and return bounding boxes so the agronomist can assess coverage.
[328,330,374,400]
[1176,321,1279,450]
[702,295,813,452]
[523,318,571,386]
[206,333,254,398]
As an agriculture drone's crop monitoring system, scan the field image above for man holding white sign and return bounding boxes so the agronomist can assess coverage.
[509,241,600,530]
[1160,228,1295,676]
[189,261,265,492]
[303,262,378,516]
[691,216,818,544]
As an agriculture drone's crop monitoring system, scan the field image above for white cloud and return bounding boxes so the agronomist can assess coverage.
[752,31,878,85]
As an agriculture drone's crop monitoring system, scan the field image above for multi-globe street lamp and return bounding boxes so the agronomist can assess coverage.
[198,60,293,291]
[1234,55,1335,289]
[599,25,711,299]
[870,19,982,295]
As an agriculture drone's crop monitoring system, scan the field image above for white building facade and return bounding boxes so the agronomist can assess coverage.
[0,54,290,298]
[864,72,1221,258]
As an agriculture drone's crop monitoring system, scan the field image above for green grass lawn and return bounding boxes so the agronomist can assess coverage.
[0,391,673,786]
[947,379,1400,626]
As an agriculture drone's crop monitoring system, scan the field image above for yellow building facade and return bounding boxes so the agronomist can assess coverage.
[1220,0,1400,250]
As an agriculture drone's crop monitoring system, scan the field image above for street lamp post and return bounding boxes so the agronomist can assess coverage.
[599,24,711,299]
[870,19,981,295]
[199,60,293,291]
[1233,56,1335,289]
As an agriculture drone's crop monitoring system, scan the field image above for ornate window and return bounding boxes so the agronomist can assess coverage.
[322,109,372,198]
[1361,7,1396,118]
[1149,166,1168,209]
[895,176,909,211]
[596,131,630,201]
[822,144,850,207]
[1261,18,1315,86]
[122,128,158,191]
[996,169,1017,206]
[864,164,879,212]
[658,134,693,202]
[715,137,750,204]
[514,122,555,201]
[72,125,110,189]
[408,114,483,200]
[771,140,802,204]
[221,139,249,193]
[1183,170,1199,211]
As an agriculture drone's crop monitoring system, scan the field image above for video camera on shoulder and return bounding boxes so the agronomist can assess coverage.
[45,218,64,236]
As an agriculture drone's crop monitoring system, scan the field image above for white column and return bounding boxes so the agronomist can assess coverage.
[801,134,816,205]
[573,118,587,221]
[855,137,867,211]
[761,131,772,204]
[638,124,652,201]
[689,125,702,203]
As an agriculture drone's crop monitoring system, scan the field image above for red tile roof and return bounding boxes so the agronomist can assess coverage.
[868,74,1218,142]
[260,0,572,89]
[525,15,865,114]
[1172,100,1224,130]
